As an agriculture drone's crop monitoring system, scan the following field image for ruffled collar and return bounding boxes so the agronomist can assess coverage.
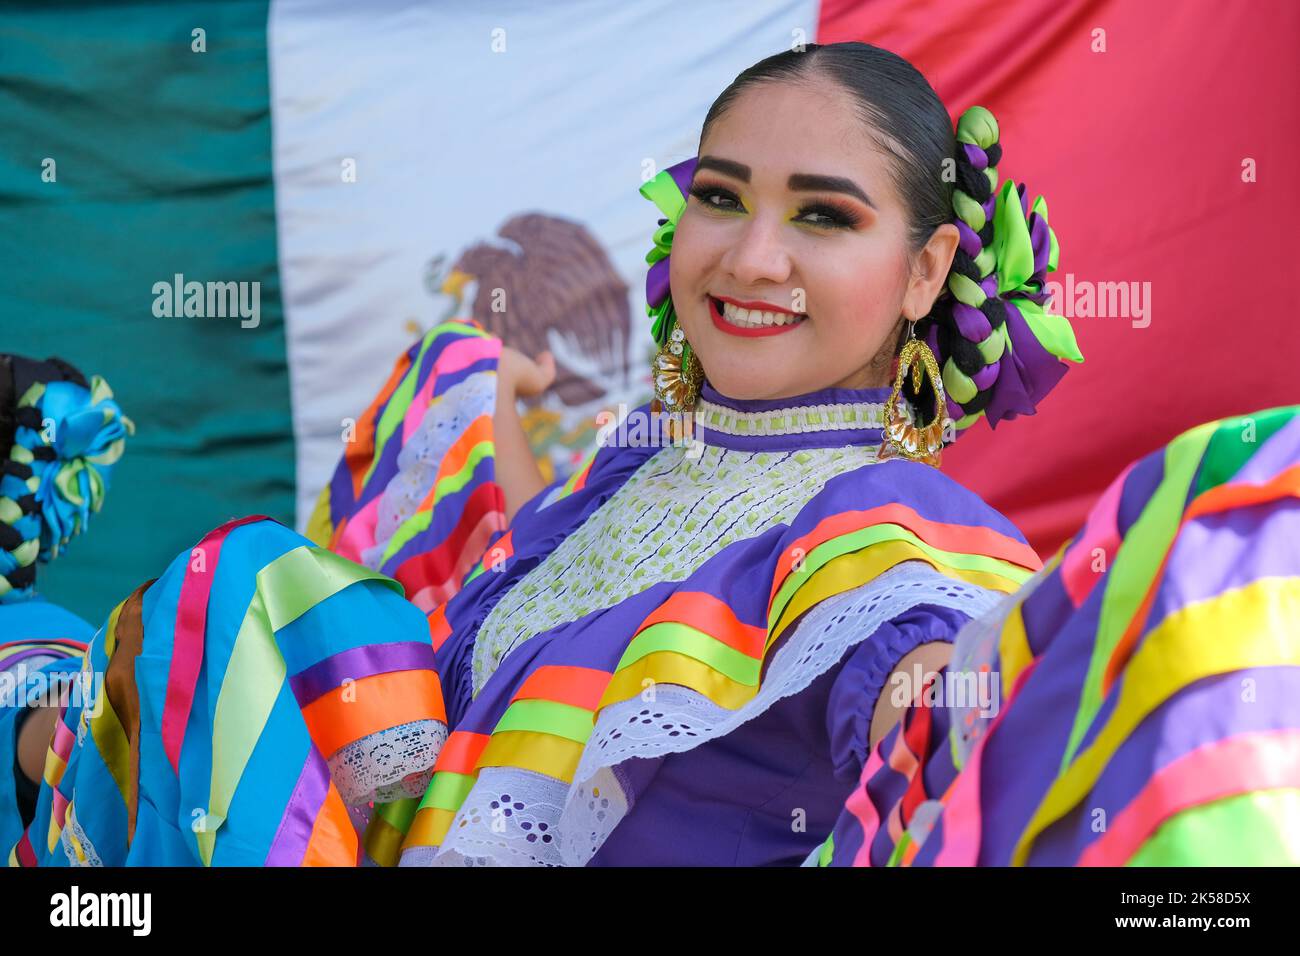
[691,379,892,452]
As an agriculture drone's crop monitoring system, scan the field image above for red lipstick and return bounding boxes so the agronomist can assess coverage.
[708,295,806,338]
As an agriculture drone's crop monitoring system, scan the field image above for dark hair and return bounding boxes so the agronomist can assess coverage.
[0,353,106,597]
[0,355,14,457]
[697,41,1006,420]
[1,352,90,475]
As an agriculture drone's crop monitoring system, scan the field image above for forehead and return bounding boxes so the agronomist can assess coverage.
[698,78,896,191]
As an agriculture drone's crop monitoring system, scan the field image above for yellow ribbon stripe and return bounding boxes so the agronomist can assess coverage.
[598,649,757,713]
[202,546,402,865]
[1011,576,1300,865]
[770,538,1027,646]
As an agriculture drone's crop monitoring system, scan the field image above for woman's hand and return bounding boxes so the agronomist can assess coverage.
[493,345,556,523]
[498,346,557,402]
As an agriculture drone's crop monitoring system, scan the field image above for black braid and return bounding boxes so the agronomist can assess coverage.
[908,121,1008,422]
[0,353,96,596]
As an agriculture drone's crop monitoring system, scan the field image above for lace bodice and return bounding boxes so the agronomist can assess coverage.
[469,380,895,695]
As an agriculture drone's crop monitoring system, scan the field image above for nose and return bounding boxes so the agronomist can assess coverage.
[719,210,793,288]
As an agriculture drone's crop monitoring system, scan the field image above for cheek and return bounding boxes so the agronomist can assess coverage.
[667,218,715,329]
[805,243,909,331]
[668,219,693,294]
[669,215,715,283]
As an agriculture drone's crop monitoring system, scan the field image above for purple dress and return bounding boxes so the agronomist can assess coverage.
[4,323,1042,867]
[589,603,974,866]
[395,367,1032,866]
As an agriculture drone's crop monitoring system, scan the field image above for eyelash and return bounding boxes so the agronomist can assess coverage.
[687,183,862,230]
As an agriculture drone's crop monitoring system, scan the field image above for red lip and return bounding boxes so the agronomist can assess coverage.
[708,296,805,338]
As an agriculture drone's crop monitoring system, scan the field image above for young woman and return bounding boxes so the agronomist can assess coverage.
[9,42,1297,867]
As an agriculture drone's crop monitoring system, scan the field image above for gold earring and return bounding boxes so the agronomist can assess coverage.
[880,321,951,467]
[651,325,704,417]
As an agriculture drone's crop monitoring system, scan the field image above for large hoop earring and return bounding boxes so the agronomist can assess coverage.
[880,322,951,467]
[650,325,704,417]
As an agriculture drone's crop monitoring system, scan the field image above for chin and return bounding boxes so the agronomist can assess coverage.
[682,315,811,400]
[700,365,801,402]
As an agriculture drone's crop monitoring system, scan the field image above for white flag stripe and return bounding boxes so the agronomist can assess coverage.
[269,0,818,526]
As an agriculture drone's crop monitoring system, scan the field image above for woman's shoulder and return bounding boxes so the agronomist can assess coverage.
[0,596,95,644]
[807,454,1031,549]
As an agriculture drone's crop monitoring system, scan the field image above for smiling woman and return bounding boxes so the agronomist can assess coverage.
[6,41,1298,870]
[672,77,957,398]
[661,43,1076,438]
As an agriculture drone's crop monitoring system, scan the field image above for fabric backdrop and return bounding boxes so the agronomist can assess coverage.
[1,0,1295,622]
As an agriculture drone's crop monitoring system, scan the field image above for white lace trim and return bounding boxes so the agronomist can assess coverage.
[570,562,999,785]
[403,562,1000,866]
[61,803,103,867]
[407,767,572,867]
[362,370,497,571]
[327,718,448,807]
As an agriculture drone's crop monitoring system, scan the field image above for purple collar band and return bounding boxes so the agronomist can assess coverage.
[690,379,893,452]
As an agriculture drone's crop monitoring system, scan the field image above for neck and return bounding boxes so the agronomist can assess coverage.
[691,379,893,452]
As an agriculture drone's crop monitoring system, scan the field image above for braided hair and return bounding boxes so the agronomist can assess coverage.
[919,106,1008,423]
[693,42,1081,433]
[0,354,133,602]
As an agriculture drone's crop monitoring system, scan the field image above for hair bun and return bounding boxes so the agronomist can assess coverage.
[0,364,133,601]
[924,105,1083,432]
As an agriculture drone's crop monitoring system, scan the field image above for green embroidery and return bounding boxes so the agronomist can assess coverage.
[470,442,881,696]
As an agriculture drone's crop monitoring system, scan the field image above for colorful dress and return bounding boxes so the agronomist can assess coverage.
[393,376,1038,867]
[7,322,1047,866]
[10,321,1296,867]
[0,602,92,860]
[816,405,1300,866]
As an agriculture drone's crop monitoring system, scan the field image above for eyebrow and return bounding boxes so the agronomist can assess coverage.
[695,155,876,209]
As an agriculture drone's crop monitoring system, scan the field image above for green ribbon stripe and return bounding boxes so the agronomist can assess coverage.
[375,796,420,832]
[202,546,400,865]
[380,438,495,564]
[492,697,597,745]
[1057,422,1217,774]
[1125,789,1300,866]
[420,770,477,813]
[615,620,764,686]
[768,523,1035,634]
[817,833,835,867]
[1193,407,1294,499]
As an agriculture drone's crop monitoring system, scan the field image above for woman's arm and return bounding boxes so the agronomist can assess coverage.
[493,346,556,524]
[867,640,953,753]
[823,595,978,785]
[16,703,59,784]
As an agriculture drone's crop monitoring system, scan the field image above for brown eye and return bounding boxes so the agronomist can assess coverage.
[796,202,860,230]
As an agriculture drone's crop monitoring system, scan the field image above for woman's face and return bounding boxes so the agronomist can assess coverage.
[670,77,956,400]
